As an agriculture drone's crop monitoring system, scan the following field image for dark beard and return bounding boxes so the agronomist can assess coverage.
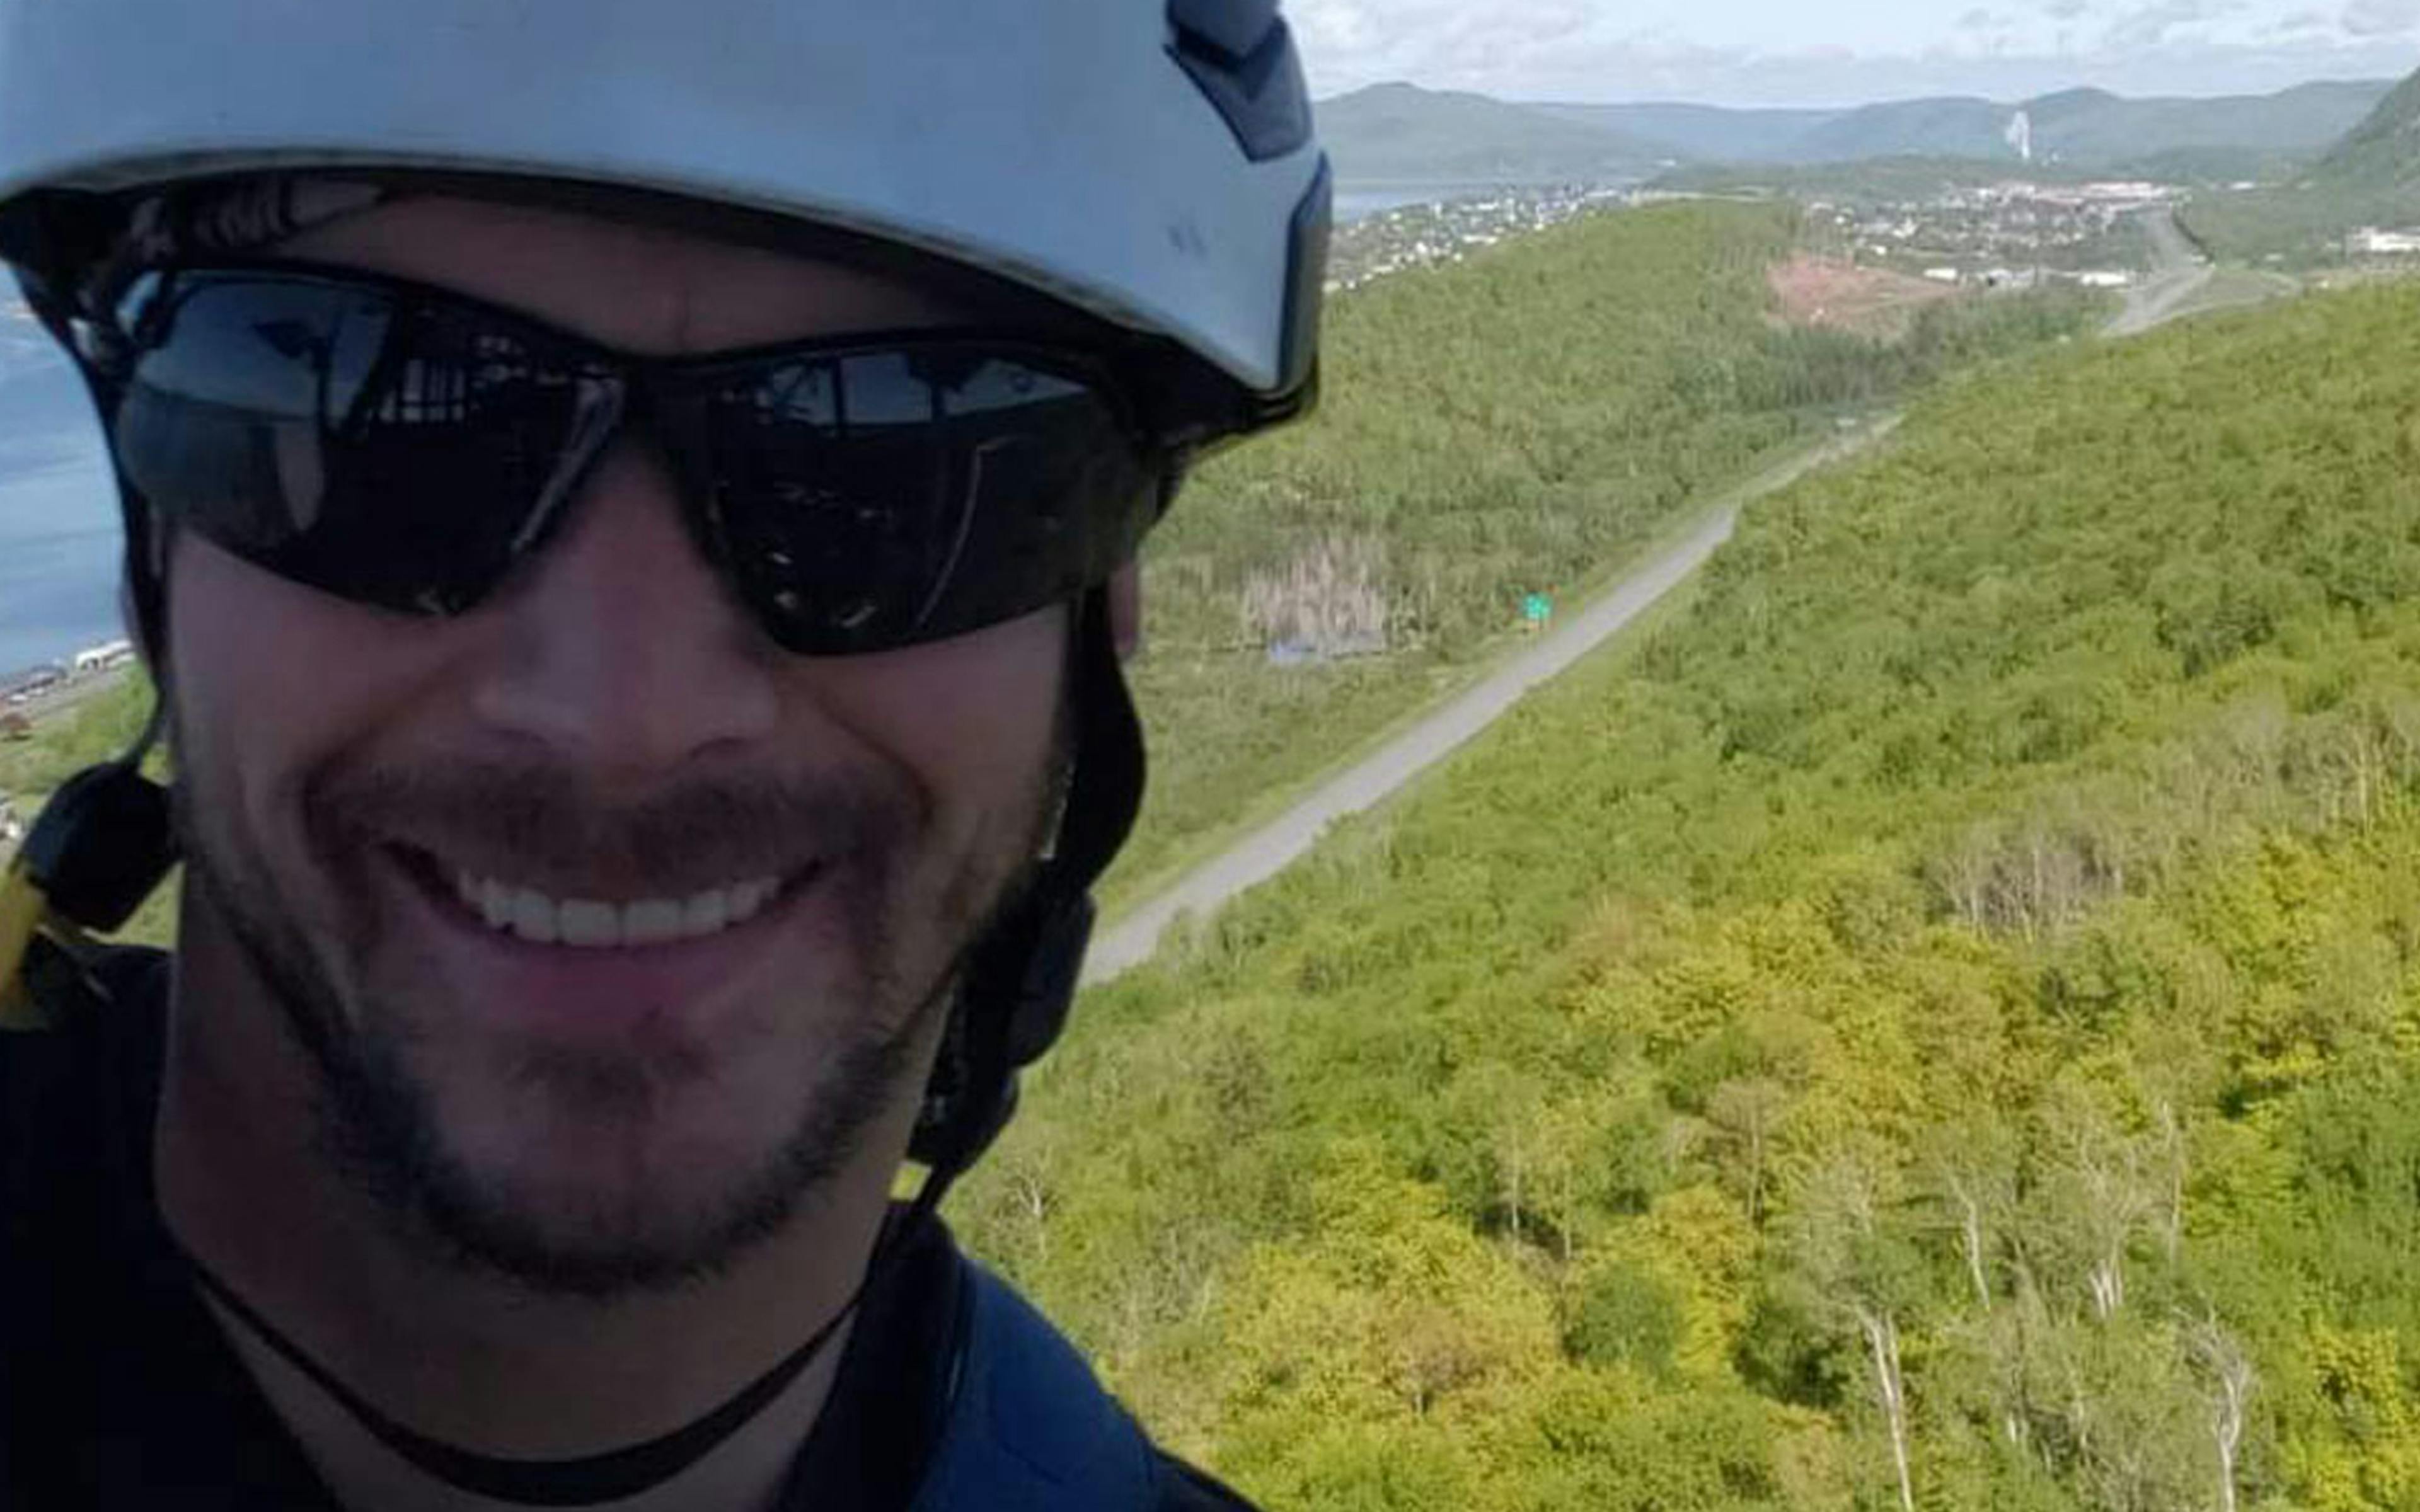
[172,730,1056,1301]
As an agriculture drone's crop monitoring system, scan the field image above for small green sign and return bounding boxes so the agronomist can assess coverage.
[1522,592,1553,626]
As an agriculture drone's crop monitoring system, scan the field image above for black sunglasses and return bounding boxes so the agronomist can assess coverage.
[75,264,1161,655]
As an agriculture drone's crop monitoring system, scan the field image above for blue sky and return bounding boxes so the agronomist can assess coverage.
[1293,0,2420,106]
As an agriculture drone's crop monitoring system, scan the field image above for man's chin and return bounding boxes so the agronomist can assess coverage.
[377,1038,814,1290]
[285,941,935,1297]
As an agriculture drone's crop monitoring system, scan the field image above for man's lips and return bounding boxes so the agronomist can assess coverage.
[384,843,817,954]
[374,842,839,1041]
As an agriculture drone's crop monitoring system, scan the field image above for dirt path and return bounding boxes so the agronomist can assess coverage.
[1084,416,1901,983]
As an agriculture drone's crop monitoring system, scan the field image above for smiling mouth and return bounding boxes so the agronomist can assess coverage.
[388,846,809,950]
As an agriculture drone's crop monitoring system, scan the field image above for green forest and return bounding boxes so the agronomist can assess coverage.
[2177,66,2420,269]
[1117,200,2100,903]
[955,278,2420,1511]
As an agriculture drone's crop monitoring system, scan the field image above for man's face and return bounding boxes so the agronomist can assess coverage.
[164,197,1070,1295]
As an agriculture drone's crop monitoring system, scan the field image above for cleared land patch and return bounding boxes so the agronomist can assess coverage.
[1765,253,1954,337]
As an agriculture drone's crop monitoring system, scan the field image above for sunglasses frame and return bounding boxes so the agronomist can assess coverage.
[78,258,1171,653]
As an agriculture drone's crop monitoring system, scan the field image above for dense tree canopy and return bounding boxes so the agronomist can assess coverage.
[960,277,2420,1511]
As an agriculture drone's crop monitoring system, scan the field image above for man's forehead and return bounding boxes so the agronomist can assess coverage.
[274,194,964,355]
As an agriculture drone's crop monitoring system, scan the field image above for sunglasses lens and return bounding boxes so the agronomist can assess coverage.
[100,272,1155,652]
[706,349,1153,653]
[110,274,594,615]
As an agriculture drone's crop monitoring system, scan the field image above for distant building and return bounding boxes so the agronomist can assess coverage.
[2076,270,2133,289]
[1922,267,1961,284]
[72,639,134,677]
[2351,227,2420,256]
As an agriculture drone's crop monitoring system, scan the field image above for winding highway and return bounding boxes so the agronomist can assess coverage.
[2104,205,2213,337]
[1084,416,1901,983]
[1090,218,2254,984]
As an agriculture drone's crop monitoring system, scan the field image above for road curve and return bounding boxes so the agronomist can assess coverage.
[1084,416,1902,983]
[2104,205,2211,338]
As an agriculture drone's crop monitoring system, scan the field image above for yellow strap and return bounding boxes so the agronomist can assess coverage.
[0,859,51,1031]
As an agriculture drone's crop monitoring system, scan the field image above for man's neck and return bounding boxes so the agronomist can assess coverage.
[154,927,914,1511]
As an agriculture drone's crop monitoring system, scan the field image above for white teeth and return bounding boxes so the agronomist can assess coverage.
[622,899,687,947]
[730,878,773,923]
[557,900,619,948]
[449,869,788,948]
[682,889,730,938]
[510,888,560,944]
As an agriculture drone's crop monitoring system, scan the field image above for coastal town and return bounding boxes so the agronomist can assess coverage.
[1,636,134,730]
[1328,183,1635,289]
[1797,177,2183,288]
[1331,175,2191,296]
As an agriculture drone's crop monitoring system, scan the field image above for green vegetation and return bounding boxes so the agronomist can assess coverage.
[958,278,2420,1509]
[2308,68,2420,196]
[0,674,176,942]
[0,675,148,811]
[1319,82,1659,186]
[1115,199,2102,905]
[2179,64,2420,268]
[1654,156,2095,199]
[2178,183,2414,268]
[1385,80,2387,181]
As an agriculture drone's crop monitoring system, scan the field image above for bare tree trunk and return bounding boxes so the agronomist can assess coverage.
[1952,1179,1991,1310]
[2187,1314,2254,1512]
[2089,1251,2124,1320]
[1860,1306,1916,1512]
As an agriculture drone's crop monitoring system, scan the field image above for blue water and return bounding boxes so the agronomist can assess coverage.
[1336,186,1458,222]
[0,343,120,680]
[1335,185,1512,222]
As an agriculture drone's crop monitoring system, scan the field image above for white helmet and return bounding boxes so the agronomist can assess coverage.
[0,0,1327,440]
[0,0,1327,1174]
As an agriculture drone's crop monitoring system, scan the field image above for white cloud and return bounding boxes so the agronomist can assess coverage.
[1288,0,2420,105]
[2342,0,2420,36]
[2099,0,2233,51]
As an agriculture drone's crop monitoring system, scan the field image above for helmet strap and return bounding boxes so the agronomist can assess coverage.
[905,583,1144,1189]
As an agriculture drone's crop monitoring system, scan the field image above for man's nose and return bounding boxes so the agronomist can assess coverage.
[466,442,781,775]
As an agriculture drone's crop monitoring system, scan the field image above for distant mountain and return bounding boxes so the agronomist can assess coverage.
[2041,79,2394,166]
[1535,101,1836,163]
[1317,83,1662,185]
[1529,79,2392,171]
[2314,67,2420,190]
[1789,96,2012,161]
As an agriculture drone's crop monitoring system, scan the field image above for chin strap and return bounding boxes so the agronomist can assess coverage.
[904,585,1144,1196]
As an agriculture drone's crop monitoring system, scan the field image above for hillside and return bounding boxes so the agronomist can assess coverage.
[1317,82,1663,185]
[2037,78,2389,165]
[1538,79,2388,171]
[960,281,2420,1508]
[1789,94,2012,163]
[1531,101,1836,164]
[2313,66,2420,192]
[2179,62,2420,264]
[1112,201,2099,902]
